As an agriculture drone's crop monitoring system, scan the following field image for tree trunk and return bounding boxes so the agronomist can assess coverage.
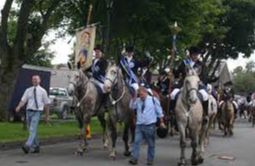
[0,51,21,121]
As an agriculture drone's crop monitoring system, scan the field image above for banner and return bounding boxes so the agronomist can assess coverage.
[75,25,96,70]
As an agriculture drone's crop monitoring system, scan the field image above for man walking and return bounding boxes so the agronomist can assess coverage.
[129,86,165,165]
[16,75,50,154]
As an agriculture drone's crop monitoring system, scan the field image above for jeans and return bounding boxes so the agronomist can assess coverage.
[132,124,156,161]
[25,110,41,149]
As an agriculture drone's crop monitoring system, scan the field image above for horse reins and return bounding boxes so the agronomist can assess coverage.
[69,74,89,108]
[105,68,126,105]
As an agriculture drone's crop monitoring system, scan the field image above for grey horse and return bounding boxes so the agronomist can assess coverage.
[175,68,205,166]
[67,69,109,155]
[103,64,135,159]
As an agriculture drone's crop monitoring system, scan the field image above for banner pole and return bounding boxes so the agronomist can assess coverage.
[86,4,93,26]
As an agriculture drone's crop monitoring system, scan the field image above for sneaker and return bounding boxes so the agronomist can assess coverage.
[22,145,29,154]
[147,160,153,165]
[31,146,40,153]
[129,158,138,165]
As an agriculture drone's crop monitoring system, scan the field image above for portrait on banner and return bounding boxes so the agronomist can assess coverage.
[75,26,96,70]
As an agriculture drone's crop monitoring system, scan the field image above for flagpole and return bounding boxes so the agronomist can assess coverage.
[86,4,93,26]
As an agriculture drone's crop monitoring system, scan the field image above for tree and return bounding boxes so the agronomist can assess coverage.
[233,61,255,93]
[245,61,255,72]
[0,0,73,120]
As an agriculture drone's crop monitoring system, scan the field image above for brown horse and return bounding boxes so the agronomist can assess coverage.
[248,100,255,127]
[220,99,235,136]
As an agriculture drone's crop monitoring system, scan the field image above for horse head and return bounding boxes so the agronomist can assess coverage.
[67,69,89,96]
[103,64,121,93]
[183,68,200,104]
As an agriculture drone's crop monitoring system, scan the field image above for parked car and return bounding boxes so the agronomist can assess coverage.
[49,87,74,119]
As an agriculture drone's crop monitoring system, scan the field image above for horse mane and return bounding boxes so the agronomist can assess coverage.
[186,67,198,77]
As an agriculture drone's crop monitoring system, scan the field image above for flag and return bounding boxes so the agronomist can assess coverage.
[75,25,96,70]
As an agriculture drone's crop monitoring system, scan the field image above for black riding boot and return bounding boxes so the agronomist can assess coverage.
[169,99,178,132]
[103,93,111,109]
[169,99,177,113]
[202,100,209,124]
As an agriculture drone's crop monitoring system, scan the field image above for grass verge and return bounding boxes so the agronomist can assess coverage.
[0,118,102,143]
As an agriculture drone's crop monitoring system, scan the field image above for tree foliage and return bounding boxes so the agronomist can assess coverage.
[233,61,255,93]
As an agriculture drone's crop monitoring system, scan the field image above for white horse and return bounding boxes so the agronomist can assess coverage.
[202,84,218,147]
[103,64,135,159]
[67,69,109,155]
[175,68,204,166]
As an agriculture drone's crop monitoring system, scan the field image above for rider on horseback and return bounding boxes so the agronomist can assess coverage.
[170,46,209,123]
[157,68,171,96]
[87,44,108,93]
[119,46,151,97]
[219,82,238,117]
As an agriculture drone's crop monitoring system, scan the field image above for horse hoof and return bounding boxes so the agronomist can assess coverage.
[178,162,186,166]
[110,155,116,160]
[192,156,204,165]
[103,145,108,150]
[197,156,204,164]
[74,151,83,156]
[178,160,186,166]
[109,152,116,160]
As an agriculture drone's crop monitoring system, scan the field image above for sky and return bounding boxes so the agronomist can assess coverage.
[1,1,255,70]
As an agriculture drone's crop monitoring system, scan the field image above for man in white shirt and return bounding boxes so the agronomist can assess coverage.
[16,75,50,154]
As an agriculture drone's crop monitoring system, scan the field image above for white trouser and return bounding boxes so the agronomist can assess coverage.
[131,82,139,92]
[233,100,238,109]
[94,80,107,94]
[199,89,209,101]
[171,88,208,101]
[170,88,180,100]
[219,100,238,110]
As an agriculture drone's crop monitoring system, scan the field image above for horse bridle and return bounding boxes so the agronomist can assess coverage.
[69,72,90,108]
[105,67,126,105]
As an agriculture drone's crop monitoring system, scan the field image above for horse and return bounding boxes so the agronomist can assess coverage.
[246,98,255,127]
[175,68,204,166]
[67,69,109,155]
[220,96,235,136]
[203,84,218,146]
[238,99,248,119]
[103,64,135,159]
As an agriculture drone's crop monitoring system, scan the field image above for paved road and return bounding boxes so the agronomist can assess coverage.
[1,119,255,166]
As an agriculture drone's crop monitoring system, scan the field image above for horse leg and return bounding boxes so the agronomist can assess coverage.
[199,122,207,153]
[107,117,118,159]
[229,116,234,136]
[97,113,109,149]
[169,112,175,136]
[123,122,131,156]
[76,121,89,156]
[206,114,215,145]
[191,130,204,165]
[178,123,187,166]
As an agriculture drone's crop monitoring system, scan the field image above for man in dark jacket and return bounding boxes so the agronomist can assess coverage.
[120,46,150,97]
[84,44,108,93]
[170,46,209,123]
